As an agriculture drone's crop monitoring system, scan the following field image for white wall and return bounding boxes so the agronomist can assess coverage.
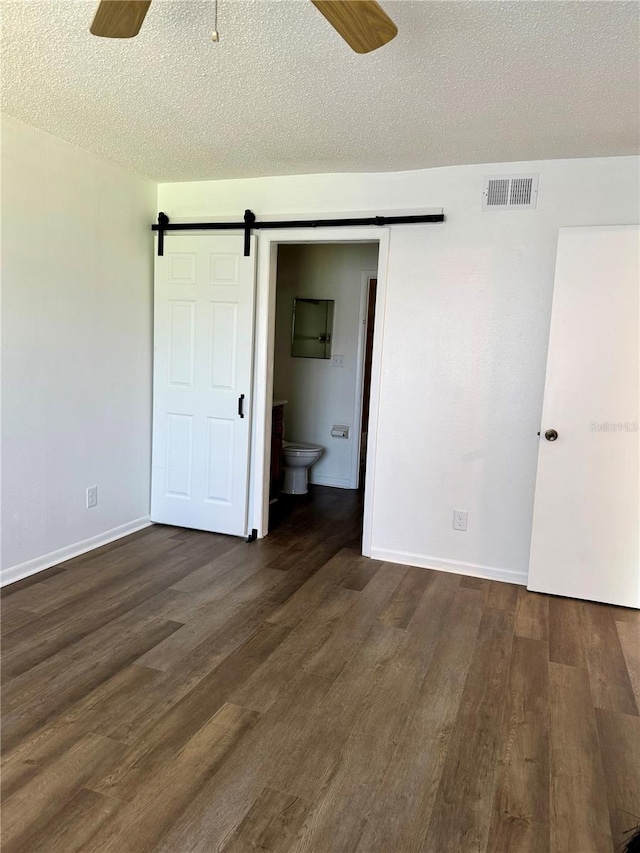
[161,156,639,584]
[1,114,157,583]
[274,243,378,488]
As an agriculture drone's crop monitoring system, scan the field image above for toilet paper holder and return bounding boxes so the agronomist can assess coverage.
[331,425,350,439]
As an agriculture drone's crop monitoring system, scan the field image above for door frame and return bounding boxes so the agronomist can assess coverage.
[349,270,378,490]
[249,227,391,556]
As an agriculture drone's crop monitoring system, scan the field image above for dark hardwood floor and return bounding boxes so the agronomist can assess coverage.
[1,486,638,852]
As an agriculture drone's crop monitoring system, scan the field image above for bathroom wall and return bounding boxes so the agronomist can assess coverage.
[274,243,379,488]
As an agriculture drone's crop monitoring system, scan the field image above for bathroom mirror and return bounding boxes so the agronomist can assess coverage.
[291,298,334,359]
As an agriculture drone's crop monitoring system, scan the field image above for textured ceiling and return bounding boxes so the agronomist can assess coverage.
[2,0,639,181]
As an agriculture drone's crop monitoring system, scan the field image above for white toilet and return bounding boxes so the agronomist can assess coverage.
[281,441,324,495]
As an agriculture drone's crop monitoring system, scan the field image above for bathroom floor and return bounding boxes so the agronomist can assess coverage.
[268,482,363,539]
[1,487,638,852]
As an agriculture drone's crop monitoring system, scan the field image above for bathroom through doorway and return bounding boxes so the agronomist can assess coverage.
[266,241,380,541]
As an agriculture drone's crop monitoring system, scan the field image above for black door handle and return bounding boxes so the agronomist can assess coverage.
[545,429,558,441]
[238,394,245,418]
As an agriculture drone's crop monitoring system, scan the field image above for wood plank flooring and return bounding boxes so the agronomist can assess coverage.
[1,486,639,852]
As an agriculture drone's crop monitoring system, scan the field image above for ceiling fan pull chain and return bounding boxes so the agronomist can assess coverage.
[211,0,220,42]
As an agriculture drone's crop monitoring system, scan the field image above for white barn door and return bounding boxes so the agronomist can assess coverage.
[528,225,639,608]
[151,234,256,537]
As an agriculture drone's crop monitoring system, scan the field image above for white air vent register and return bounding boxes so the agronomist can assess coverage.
[482,174,539,210]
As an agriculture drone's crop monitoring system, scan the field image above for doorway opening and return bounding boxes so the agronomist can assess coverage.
[265,242,379,542]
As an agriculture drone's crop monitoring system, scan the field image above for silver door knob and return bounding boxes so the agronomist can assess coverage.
[545,429,558,441]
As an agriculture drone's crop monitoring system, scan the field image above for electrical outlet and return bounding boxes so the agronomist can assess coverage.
[453,510,468,531]
[332,355,345,368]
[86,486,98,508]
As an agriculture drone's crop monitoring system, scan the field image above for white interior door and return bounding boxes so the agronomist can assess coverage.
[151,234,256,536]
[528,225,639,607]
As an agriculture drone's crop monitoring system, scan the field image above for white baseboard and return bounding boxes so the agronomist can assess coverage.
[369,547,528,586]
[0,516,152,588]
[310,474,355,490]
